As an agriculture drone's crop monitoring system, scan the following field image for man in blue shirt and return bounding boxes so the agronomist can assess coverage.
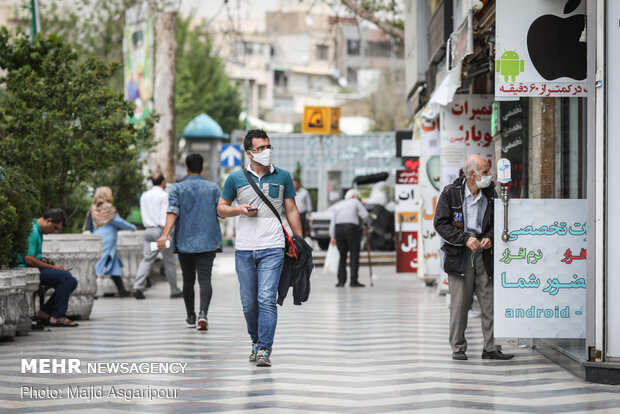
[157,154,222,331]
[218,129,302,367]
[17,209,79,327]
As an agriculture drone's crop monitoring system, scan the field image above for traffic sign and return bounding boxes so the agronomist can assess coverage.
[302,106,340,134]
[221,144,242,168]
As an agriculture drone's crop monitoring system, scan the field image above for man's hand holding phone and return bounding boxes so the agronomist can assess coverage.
[240,204,259,216]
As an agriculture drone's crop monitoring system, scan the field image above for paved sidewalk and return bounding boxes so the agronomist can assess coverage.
[1,252,619,413]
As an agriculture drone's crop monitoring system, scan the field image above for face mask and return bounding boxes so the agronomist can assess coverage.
[251,148,272,167]
[475,173,492,189]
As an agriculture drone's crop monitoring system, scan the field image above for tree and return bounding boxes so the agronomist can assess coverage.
[175,18,243,137]
[338,0,404,44]
[368,69,408,131]
[0,29,153,228]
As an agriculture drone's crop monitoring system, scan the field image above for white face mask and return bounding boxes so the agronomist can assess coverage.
[251,148,272,167]
[475,173,493,189]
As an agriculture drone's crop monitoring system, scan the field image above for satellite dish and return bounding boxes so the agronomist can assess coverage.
[338,77,348,88]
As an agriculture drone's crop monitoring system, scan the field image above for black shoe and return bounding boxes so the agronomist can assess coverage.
[133,290,145,299]
[482,350,514,360]
[452,351,468,360]
[170,291,183,298]
[196,310,208,331]
[186,314,196,328]
[255,348,271,367]
[118,290,131,298]
[335,283,345,287]
[350,282,365,287]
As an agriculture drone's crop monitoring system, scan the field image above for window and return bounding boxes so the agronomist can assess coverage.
[366,41,392,58]
[347,39,360,55]
[244,43,253,55]
[274,70,288,89]
[346,67,357,85]
[316,44,329,60]
[258,85,266,100]
[558,98,587,198]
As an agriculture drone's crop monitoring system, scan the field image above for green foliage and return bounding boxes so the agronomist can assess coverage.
[0,28,153,230]
[175,18,243,136]
[358,0,404,32]
[0,166,39,268]
[293,162,302,183]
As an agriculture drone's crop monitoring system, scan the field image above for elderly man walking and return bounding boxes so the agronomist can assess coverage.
[434,154,513,361]
[133,173,182,300]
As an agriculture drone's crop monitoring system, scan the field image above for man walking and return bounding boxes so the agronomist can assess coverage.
[17,209,79,327]
[218,129,302,367]
[294,178,312,237]
[434,154,513,361]
[134,173,182,299]
[157,154,222,331]
[329,189,370,287]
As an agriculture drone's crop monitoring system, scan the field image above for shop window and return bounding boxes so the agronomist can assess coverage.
[558,98,587,198]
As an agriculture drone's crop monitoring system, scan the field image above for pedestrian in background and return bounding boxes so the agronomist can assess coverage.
[157,154,222,331]
[133,173,182,300]
[434,154,513,361]
[85,186,136,297]
[294,178,312,237]
[329,189,370,288]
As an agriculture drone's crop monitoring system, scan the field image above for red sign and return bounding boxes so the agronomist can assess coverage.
[397,231,418,273]
[396,169,418,185]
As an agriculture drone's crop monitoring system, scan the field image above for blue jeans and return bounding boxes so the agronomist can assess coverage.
[235,248,284,353]
[39,268,78,318]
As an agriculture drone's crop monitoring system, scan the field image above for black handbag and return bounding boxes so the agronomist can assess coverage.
[243,169,297,258]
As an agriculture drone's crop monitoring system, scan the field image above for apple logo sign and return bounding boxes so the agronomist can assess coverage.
[526,0,586,81]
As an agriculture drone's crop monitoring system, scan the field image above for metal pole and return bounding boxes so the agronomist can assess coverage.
[318,135,327,211]
[30,0,41,39]
[501,183,510,242]
[365,227,374,287]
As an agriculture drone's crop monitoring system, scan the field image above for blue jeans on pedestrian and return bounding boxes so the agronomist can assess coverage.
[235,248,284,353]
[39,268,78,318]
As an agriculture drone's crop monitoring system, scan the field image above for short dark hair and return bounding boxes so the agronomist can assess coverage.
[185,153,204,173]
[42,208,67,227]
[243,129,269,151]
[151,173,165,186]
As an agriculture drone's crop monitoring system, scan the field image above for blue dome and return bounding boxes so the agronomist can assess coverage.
[182,113,227,139]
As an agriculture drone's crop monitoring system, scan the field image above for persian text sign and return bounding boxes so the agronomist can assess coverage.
[397,231,418,273]
[494,199,587,338]
[440,95,494,187]
[495,0,587,97]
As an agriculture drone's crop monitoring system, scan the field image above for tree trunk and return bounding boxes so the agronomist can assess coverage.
[152,11,177,183]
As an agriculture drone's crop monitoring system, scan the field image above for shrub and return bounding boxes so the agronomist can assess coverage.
[0,166,39,268]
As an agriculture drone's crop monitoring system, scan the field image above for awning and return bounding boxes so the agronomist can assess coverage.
[428,63,461,107]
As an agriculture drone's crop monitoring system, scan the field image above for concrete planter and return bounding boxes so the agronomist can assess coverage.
[42,233,102,320]
[0,268,39,339]
[96,230,144,296]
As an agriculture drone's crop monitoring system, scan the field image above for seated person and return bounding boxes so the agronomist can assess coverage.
[16,209,79,327]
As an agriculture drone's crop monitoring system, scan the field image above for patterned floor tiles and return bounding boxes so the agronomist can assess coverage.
[0,252,618,413]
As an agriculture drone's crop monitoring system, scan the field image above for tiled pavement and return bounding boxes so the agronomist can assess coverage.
[1,253,619,413]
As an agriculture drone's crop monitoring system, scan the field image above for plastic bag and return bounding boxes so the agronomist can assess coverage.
[323,243,340,274]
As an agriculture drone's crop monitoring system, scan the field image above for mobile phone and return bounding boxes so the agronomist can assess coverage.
[247,207,258,212]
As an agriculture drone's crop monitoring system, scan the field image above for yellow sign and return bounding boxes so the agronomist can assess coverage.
[302,106,340,135]
[396,212,419,224]
[330,107,341,135]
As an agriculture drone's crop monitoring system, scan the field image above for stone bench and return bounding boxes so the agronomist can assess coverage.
[0,268,40,340]
[42,233,102,320]
[96,230,144,296]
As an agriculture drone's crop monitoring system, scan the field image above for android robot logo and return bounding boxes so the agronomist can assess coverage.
[496,50,525,82]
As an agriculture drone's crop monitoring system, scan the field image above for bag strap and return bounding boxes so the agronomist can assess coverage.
[243,168,282,224]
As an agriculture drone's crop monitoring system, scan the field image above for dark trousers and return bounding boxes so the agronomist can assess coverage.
[300,212,309,237]
[39,268,78,318]
[178,252,216,317]
[335,223,362,284]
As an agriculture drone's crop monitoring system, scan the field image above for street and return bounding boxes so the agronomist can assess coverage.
[1,252,619,413]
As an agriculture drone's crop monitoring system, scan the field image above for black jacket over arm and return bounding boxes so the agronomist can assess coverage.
[433,176,496,277]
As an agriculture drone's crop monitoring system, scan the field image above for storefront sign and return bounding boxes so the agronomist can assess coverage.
[494,199,587,338]
[499,100,528,197]
[395,170,419,273]
[415,113,442,280]
[495,0,587,98]
[440,94,494,186]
